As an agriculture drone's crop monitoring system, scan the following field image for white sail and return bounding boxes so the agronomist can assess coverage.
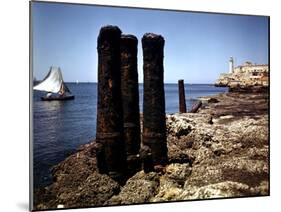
[34,67,65,93]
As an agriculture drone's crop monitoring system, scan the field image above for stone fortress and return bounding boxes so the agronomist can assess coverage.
[215,57,269,91]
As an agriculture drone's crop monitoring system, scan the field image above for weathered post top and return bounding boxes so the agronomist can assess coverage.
[142,33,167,167]
[121,34,138,49]
[178,79,187,113]
[120,34,141,176]
[97,25,122,50]
[142,33,165,48]
[96,25,123,134]
[96,25,127,183]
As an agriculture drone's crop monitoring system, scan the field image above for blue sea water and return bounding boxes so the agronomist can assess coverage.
[33,83,227,188]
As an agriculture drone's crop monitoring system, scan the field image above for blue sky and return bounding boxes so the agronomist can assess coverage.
[32,2,269,83]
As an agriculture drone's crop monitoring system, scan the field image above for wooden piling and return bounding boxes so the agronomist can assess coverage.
[120,34,141,176]
[189,100,202,113]
[96,25,127,182]
[142,33,168,167]
[178,79,187,113]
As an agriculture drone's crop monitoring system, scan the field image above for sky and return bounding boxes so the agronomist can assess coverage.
[31,2,269,83]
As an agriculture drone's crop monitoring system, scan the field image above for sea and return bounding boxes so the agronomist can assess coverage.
[33,83,227,189]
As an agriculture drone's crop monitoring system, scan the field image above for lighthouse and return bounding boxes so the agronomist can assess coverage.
[229,57,234,73]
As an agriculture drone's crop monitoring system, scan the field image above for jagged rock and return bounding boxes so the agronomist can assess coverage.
[106,171,160,205]
[35,171,120,210]
[61,172,120,208]
[181,181,266,200]
[151,163,191,202]
[165,163,192,185]
[166,114,194,137]
[211,143,229,156]
[50,141,98,194]
[34,187,57,210]
[166,113,212,138]
[168,151,194,165]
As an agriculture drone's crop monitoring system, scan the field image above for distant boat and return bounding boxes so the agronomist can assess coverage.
[76,80,79,84]
[33,66,75,101]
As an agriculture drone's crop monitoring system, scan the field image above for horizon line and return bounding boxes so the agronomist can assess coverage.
[59,82,216,84]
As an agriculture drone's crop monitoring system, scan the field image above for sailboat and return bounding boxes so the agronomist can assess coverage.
[33,66,75,101]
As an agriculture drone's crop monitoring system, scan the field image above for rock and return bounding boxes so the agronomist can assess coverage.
[181,181,259,200]
[57,204,64,209]
[168,151,194,165]
[208,98,219,103]
[187,157,268,189]
[219,115,234,119]
[152,185,182,202]
[106,171,160,205]
[166,114,194,138]
[34,187,57,210]
[198,97,219,104]
[213,147,227,156]
[50,141,98,195]
[154,165,166,174]
[60,172,120,208]
[211,143,230,156]
[151,163,191,202]
[229,85,268,93]
[165,92,268,200]
[166,113,213,138]
[198,92,268,118]
[165,163,192,185]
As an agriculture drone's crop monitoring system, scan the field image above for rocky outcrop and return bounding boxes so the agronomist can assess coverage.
[34,142,121,210]
[215,71,268,93]
[34,92,269,210]
[162,92,269,202]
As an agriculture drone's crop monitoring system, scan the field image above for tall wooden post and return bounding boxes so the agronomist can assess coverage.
[96,25,127,182]
[142,33,168,167]
[120,34,141,176]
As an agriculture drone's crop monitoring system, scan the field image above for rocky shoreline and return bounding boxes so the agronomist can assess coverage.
[34,91,269,210]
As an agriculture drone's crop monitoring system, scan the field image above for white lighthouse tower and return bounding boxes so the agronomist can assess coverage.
[229,56,234,73]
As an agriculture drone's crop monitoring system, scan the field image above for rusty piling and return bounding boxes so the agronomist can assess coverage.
[178,79,187,113]
[96,25,127,182]
[142,33,168,167]
[120,34,141,176]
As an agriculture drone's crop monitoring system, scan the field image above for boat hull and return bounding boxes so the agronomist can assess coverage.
[41,95,75,101]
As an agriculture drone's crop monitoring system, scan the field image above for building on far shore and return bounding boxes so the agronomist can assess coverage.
[215,58,269,88]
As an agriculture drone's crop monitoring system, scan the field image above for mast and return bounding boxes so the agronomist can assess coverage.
[59,82,71,95]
